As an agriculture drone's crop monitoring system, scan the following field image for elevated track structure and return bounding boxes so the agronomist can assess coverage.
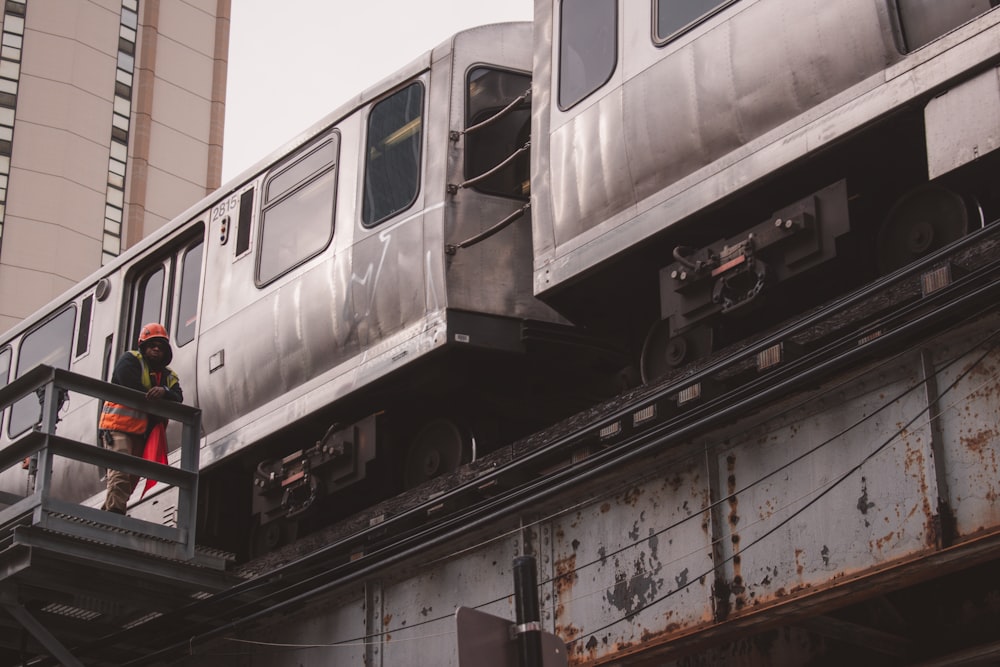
[7,223,1000,666]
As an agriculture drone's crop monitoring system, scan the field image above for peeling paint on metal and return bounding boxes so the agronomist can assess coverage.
[604,548,665,617]
[554,553,578,605]
[857,476,875,525]
[623,486,643,506]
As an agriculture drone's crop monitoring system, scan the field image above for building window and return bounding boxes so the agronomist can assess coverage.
[559,0,618,110]
[257,137,338,285]
[466,67,531,200]
[0,0,26,257]
[362,83,424,227]
[654,0,738,44]
[102,0,139,265]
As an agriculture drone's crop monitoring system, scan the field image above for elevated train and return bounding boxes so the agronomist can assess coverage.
[0,0,997,559]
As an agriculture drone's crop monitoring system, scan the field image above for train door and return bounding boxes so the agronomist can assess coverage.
[351,80,428,348]
[196,129,346,449]
[119,228,205,450]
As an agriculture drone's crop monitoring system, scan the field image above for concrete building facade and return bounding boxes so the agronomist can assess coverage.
[0,0,230,333]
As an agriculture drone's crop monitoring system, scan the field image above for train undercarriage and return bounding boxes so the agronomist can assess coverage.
[538,99,1000,391]
[194,314,631,560]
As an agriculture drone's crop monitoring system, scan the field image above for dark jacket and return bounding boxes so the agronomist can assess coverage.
[99,351,183,434]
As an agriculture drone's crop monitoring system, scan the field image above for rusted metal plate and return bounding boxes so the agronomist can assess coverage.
[928,329,1000,538]
[380,539,520,666]
[546,458,714,663]
[233,585,368,665]
[710,356,942,615]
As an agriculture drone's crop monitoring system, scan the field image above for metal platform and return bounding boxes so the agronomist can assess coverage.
[0,367,239,667]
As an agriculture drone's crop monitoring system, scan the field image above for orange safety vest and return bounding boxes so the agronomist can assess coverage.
[99,351,180,434]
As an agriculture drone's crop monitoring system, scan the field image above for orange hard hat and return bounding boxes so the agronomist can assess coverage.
[138,322,170,346]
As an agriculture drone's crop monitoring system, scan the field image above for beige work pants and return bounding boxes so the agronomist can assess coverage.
[101,430,144,514]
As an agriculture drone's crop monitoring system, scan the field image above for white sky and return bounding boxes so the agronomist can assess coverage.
[221,0,534,183]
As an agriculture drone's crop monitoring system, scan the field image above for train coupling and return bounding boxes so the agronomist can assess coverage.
[659,180,851,336]
[252,415,379,525]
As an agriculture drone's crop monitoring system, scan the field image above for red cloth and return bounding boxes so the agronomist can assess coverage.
[141,422,168,497]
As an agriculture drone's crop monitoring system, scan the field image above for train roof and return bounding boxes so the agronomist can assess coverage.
[218,21,530,201]
[0,21,530,344]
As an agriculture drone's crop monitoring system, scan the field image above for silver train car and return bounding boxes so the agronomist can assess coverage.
[531,0,1000,380]
[0,23,620,556]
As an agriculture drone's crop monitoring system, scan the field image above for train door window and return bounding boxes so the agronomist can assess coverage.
[256,136,339,285]
[362,82,424,227]
[559,0,618,110]
[466,67,531,199]
[9,307,76,437]
[131,264,166,345]
[126,230,205,348]
[653,0,738,45]
[895,0,996,52]
[176,239,203,346]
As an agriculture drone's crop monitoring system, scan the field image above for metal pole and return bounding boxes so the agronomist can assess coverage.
[513,555,542,667]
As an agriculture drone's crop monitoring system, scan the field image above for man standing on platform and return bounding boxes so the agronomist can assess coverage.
[99,323,183,514]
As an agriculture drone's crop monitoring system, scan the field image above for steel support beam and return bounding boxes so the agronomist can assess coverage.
[2,602,84,667]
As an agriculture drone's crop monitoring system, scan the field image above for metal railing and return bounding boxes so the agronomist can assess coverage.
[0,365,201,560]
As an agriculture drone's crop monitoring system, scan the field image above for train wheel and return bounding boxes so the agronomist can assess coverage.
[876,184,969,274]
[640,321,712,383]
[403,418,468,489]
[249,516,299,558]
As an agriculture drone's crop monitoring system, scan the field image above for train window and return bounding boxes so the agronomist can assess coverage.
[235,188,255,256]
[895,0,996,52]
[653,0,738,45]
[176,239,203,346]
[362,82,424,227]
[559,0,618,110]
[75,294,93,357]
[9,307,76,437]
[257,137,339,285]
[466,67,531,199]
[0,347,9,390]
